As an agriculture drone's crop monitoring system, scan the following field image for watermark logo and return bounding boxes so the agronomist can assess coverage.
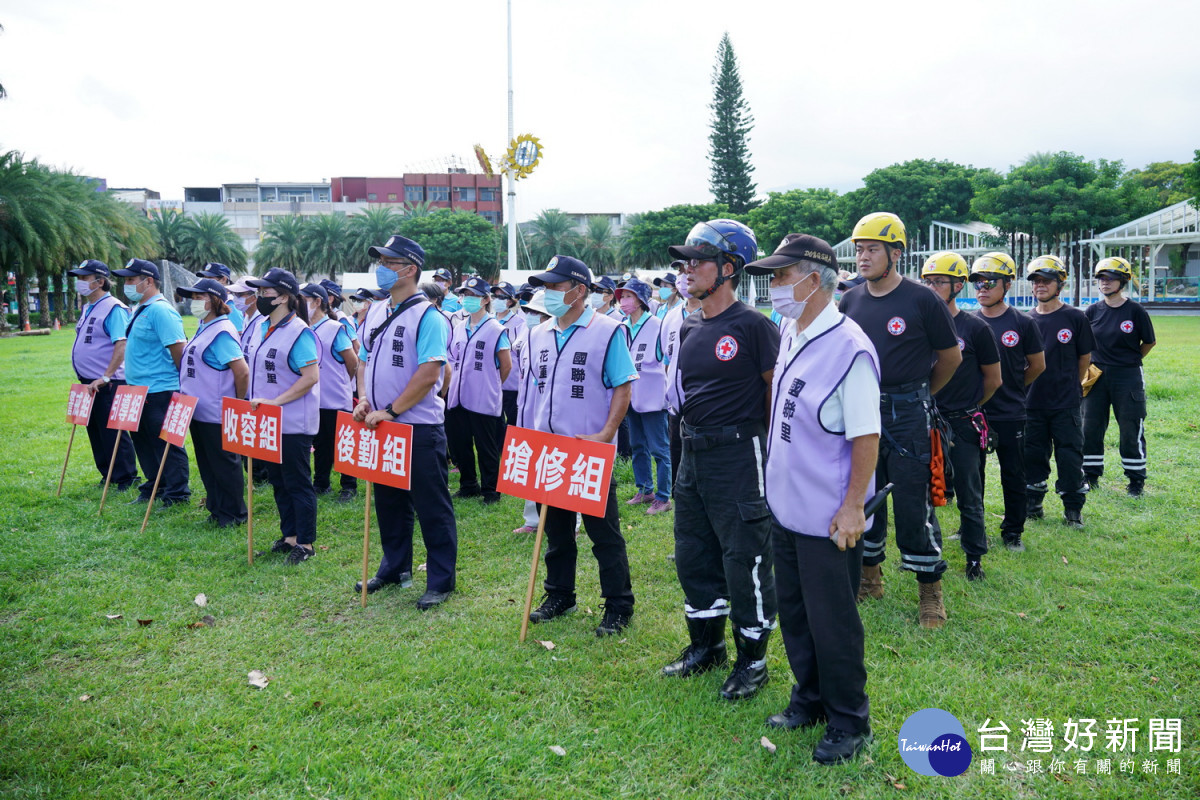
[898,708,973,776]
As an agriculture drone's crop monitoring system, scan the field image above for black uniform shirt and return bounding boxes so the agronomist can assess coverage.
[1027,305,1095,410]
[838,278,957,389]
[936,310,1000,412]
[1085,299,1155,368]
[977,306,1043,422]
[678,301,779,428]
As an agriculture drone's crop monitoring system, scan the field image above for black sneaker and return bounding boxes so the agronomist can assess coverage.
[355,572,413,593]
[285,545,314,565]
[965,559,985,581]
[1063,509,1084,529]
[481,493,503,505]
[335,489,357,503]
[1002,534,1025,553]
[270,538,292,554]
[813,726,871,765]
[455,487,481,499]
[1127,481,1144,497]
[1084,474,1100,491]
[528,594,576,624]
[315,486,332,496]
[595,604,632,637]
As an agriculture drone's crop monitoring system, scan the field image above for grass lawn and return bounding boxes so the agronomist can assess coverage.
[1,315,1197,799]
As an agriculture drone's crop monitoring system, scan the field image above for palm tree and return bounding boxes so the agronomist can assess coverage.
[301,213,354,281]
[402,200,434,219]
[348,206,400,271]
[149,209,189,265]
[253,215,307,276]
[578,216,619,272]
[178,212,247,272]
[0,151,49,330]
[525,208,580,268]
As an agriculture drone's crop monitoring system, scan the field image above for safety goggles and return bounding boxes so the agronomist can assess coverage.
[972,279,1002,290]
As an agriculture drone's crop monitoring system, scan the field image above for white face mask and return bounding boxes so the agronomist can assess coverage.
[589,293,605,309]
[75,279,95,296]
[770,276,820,320]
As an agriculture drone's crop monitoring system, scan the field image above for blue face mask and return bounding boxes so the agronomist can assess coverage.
[124,282,144,302]
[543,289,572,318]
[462,296,483,314]
[658,287,672,301]
[375,264,398,291]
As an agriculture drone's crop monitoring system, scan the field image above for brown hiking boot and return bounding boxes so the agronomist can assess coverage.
[918,580,947,629]
[857,564,883,602]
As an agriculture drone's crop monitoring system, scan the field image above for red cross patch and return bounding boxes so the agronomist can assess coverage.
[1057,328,1072,344]
[1001,330,1020,347]
[1120,320,1134,333]
[715,335,739,361]
[887,317,906,336]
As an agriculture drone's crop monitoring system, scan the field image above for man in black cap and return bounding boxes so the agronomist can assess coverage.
[67,259,138,491]
[196,263,245,332]
[519,255,639,637]
[112,258,191,506]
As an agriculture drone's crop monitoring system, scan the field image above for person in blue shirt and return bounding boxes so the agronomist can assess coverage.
[112,258,191,506]
[196,263,245,332]
[302,282,361,503]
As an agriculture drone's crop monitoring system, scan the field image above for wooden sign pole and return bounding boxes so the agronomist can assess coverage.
[360,482,374,608]
[57,426,77,498]
[139,447,171,534]
[98,438,122,515]
[519,504,550,643]
[246,457,255,565]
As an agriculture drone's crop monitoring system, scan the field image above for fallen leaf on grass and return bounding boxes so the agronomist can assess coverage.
[536,640,556,651]
[186,622,206,630]
[760,736,776,754]
[312,701,323,709]
[416,563,427,571]
[79,694,92,702]
[1150,676,1159,684]
[1061,556,1068,565]
[194,593,208,608]
[137,619,153,627]
[548,745,566,756]
[318,545,329,551]
[892,782,907,790]
[1017,612,1027,619]
[882,644,900,656]
[1058,605,1066,610]
[248,670,270,689]
[104,614,123,620]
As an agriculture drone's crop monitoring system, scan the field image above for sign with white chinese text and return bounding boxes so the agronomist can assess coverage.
[332,411,413,490]
[497,426,614,517]
[106,385,149,432]
[158,393,198,447]
[219,397,283,464]
[66,384,95,426]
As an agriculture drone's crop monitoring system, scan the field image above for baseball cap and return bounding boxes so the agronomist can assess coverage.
[68,259,110,277]
[197,262,232,280]
[177,278,229,302]
[246,268,301,296]
[459,276,492,297]
[652,273,677,288]
[529,255,592,287]
[368,235,426,267]
[299,283,330,304]
[745,233,838,276]
[491,281,516,300]
[319,279,344,299]
[591,275,616,294]
[112,259,161,281]
[432,268,453,282]
[228,279,255,295]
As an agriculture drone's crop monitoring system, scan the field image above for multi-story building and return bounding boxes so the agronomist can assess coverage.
[331,171,503,225]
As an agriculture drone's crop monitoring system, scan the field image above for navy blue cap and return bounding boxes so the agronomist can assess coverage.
[300,283,330,304]
[653,273,677,288]
[529,255,592,288]
[318,279,344,299]
[197,262,231,280]
[369,235,426,268]
[616,277,652,309]
[68,259,110,277]
[177,278,229,302]
[460,276,492,297]
[113,258,161,280]
[491,281,516,300]
[246,267,301,296]
[591,275,616,294]
[351,287,387,301]
[432,268,453,282]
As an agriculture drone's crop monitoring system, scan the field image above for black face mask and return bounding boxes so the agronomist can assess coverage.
[256,296,278,316]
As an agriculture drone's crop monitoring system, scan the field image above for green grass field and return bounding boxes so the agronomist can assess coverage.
[1,317,1197,799]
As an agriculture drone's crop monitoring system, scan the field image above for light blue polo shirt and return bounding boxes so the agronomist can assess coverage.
[359,304,449,366]
[555,307,637,389]
[124,294,187,392]
[197,315,246,370]
[227,304,245,333]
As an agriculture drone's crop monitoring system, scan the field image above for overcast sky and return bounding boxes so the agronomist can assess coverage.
[3,0,1198,222]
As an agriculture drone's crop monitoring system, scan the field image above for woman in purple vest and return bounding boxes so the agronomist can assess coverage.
[178,278,250,528]
[302,283,361,503]
[66,259,138,490]
[445,277,512,504]
[245,268,321,565]
[616,278,672,515]
[491,281,527,427]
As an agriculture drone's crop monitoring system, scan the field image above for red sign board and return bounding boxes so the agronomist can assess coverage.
[219,397,283,464]
[332,411,413,490]
[106,384,149,431]
[496,426,615,517]
[159,393,198,447]
[66,384,95,426]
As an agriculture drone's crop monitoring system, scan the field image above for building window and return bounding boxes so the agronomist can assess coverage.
[262,216,273,224]
[480,211,501,225]
[427,185,449,203]
[387,193,397,202]
[405,186,424,203]
[479,188,498,202]
[367,193,378,201]
[456,187,476,202]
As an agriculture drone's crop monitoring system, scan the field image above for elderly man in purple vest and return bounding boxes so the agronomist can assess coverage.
[749,234,880,765]
[519,255,639,637]
[353,235,457,611]
[67,259,138,490]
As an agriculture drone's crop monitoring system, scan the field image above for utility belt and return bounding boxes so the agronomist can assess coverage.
[680,420,765,452]
[879,379,931,405]
[941,405,980,420]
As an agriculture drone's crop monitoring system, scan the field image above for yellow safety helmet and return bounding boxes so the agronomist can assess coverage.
[969,252,1017,280]
[921,251,969,280]
[1094,256,1133,281]
[1026,254,1068,281]
[851,212,907,249]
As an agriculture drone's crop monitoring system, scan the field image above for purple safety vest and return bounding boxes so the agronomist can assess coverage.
[72,293,128,381]
[519,311,624,441]
[626,313,667,413]
[512,326,534,412]
[447,316,506,416]
[240,310,264,366]
[312,317,354,412]
[180,317,240,424]
[496,310,527,391]
[766,316,880,538]
[361,296,446,425]
[249,315,320,435]
[660,304,689,414]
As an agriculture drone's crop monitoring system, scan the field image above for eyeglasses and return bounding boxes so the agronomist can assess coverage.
[1029,276,1059,286]
[922,278,953,288]
[683,258,716,272]
[973,279,1002,290]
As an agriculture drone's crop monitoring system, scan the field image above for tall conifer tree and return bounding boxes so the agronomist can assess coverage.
[708,33,757,213]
